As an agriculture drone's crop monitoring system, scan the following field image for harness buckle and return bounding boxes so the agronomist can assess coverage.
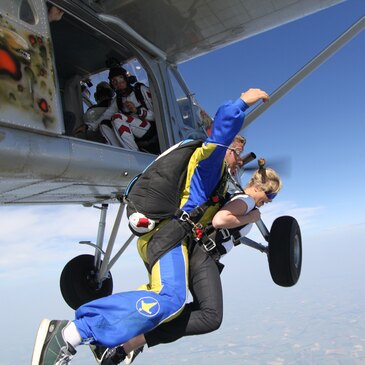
[179,211,190,222]
[203,238,216,252]
[220,228,230,240]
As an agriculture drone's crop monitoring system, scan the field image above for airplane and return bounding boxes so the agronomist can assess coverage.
[1,0,364,310]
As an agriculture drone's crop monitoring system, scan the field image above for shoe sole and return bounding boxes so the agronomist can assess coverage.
[31,319,51,365]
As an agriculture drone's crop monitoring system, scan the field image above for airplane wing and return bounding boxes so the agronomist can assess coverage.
[0,129,156,205]
[85,0,344,63]
[0,0,346,206]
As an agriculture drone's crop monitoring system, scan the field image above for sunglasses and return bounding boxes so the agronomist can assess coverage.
[265,191,277,200]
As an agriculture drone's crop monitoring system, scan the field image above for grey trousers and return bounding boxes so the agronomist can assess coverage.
[144,242,223,347]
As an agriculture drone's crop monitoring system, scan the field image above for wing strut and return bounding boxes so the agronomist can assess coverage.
[98,14,167,60]
[242,15,365,130]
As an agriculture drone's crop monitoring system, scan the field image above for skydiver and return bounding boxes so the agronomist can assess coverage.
[94,166,281,365]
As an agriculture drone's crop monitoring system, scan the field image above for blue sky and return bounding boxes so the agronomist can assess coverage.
[1,1,365,364]
[179,0,365,230]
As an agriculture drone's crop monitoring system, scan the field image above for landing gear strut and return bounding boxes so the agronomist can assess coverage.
[60,254,113,310]
[60,202,134,309]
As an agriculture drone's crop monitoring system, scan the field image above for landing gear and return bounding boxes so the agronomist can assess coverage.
[60,254,113,310]
[268,216,302,287]
[238,216,302,287]
[59,202,135,309]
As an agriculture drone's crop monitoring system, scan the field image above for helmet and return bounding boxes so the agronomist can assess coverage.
[94,81,114,101]
[108,66,128,81]
[108,66,138,86]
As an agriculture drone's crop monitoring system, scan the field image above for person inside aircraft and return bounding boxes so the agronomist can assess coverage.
[81,83,94,110]
[94,163,282,365]
[87,66,160,154]
[47,4,64,23]
[74,82,115,144]
[31,88,270,365]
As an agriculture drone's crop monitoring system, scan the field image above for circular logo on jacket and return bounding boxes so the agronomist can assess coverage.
[136,296,160,317]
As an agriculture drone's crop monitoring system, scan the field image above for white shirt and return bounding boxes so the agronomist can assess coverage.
[221,194,255,255]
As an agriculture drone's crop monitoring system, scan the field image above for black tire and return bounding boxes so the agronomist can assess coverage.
[268,216,302,287]
[60,254,113,310]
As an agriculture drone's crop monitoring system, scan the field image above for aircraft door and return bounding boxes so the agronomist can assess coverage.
[0,0,64,134]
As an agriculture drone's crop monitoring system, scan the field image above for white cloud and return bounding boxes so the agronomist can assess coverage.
[0,205,98,242]
[261,201,324,227]
[0,205,136,281]
[0,200,326,278]
[315,220,365,239]
[245,200,324,242]
[0,200,349,283]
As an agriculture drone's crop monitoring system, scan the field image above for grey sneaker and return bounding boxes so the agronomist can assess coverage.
[31,319,76,365]
[124,346,144,365]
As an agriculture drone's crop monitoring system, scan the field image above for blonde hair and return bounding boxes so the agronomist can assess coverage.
[246,167,282,193]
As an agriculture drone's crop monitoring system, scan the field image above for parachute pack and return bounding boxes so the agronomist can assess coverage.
[124,138,249,270]
[124,139,204,235]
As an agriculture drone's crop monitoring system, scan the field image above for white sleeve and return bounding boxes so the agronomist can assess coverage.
[86,98,118,131]
[220,195,255,258]
[230,195,255,238]
[229,194,256,213]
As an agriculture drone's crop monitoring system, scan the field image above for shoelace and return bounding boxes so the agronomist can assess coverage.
[56,346,75,365]
[56,353,73,365]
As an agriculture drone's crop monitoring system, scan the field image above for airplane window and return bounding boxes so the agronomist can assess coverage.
[124,58,149,87]
[168,68,208,140]
[168,69,194,129]
[19,0,37,25]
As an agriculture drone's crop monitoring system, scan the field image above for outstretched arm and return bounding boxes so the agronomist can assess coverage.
[206,88,269,147]
[181,88,269,210]
[212,199,261,229]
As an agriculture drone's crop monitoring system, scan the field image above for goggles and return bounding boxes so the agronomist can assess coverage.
[228,147,243,157]
[265,191,277,200]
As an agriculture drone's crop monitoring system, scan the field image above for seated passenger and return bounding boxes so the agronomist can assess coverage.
[76,82,115,144]
[88,67,160,154]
